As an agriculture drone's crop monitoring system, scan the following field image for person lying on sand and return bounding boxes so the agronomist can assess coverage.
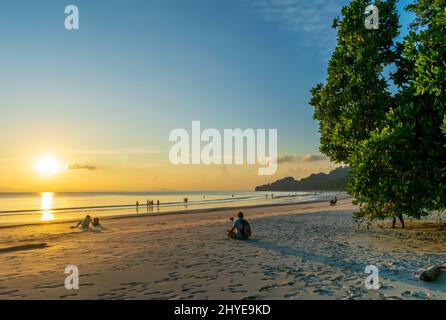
[92,217,100,227]
[227,212,251,240]
[70,216,106,231]
[71,215,93,229]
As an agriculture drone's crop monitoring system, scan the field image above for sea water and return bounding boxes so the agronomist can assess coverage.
[0,191,332,226]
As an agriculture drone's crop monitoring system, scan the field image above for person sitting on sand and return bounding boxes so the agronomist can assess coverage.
[72,215,93,229]
[330,196,337,206]
[91,217,107,230]
[92,217,101,227]
[227,212,251,240]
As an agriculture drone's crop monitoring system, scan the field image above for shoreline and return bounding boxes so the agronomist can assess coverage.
[0,194,262,214]
[0,193,349,230]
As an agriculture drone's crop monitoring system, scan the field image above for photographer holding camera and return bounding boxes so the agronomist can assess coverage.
[227,211,252,240]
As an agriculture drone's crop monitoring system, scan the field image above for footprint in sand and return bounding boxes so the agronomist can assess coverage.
[34,283,64,289]
[60,293,78,298]
[0,289,20,296]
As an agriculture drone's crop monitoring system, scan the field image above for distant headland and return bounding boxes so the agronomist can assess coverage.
[255,167,350,192]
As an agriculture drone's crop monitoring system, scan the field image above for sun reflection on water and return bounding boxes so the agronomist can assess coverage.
[40,192,54,221]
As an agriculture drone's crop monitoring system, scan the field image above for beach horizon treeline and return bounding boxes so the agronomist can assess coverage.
[310,0,445,224]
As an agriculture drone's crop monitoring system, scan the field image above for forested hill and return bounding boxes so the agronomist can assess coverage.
[255,167,349,192]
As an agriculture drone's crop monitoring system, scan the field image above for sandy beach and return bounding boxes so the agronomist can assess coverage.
[1,198,445,300]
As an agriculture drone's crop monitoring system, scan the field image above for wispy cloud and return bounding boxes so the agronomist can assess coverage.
[277,153,300,164]
[301,154,328,162]
[251,0,347,50]
[67,163,98,171]
[277,153,328,163]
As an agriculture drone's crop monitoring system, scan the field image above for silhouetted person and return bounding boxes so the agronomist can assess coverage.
[330,197,338,206]
[136,201,139,212]
[92,217,101,227]
[392,214,405,228]
[227,212,252,240]
[72,215,93,229]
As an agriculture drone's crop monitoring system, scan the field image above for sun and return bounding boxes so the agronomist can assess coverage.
[35,155,63,177]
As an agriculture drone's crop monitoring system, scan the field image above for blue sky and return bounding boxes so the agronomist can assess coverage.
[0,0,415,191]
[0,0,350,152]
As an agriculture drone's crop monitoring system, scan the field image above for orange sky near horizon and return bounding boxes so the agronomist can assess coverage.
[0,149,337,192]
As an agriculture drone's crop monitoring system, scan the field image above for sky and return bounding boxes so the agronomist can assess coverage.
[0,0,413,192]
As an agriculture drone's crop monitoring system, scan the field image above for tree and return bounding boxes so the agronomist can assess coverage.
[442,116,446,139]
[348,88,446,224]
[310,0,399,163]
[311,0,446,226]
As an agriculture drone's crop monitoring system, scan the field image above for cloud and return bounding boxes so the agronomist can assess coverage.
[276,153,328,163]
[277,153,300,164]
[67,163,98,171]
[251,0,348,51]
[301,154,328,162]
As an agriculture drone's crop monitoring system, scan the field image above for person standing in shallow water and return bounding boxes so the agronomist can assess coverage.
[136,201,139,212]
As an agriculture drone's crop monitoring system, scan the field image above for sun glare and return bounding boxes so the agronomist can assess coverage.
[40,192,55,221]
[35,155,63,177]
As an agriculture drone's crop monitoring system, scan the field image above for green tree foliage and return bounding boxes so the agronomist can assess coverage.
[442,116,446,139]
[310,0,399,162]
[404,0,446,98]
[311,0,446,224]
[348,89,445,222]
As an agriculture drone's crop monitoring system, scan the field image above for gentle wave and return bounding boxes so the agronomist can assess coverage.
[0,191,330,226]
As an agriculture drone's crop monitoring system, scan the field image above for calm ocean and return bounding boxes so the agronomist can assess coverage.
[0,191,332,226]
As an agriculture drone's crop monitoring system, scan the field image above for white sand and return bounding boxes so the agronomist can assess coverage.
[0,198,445,300]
